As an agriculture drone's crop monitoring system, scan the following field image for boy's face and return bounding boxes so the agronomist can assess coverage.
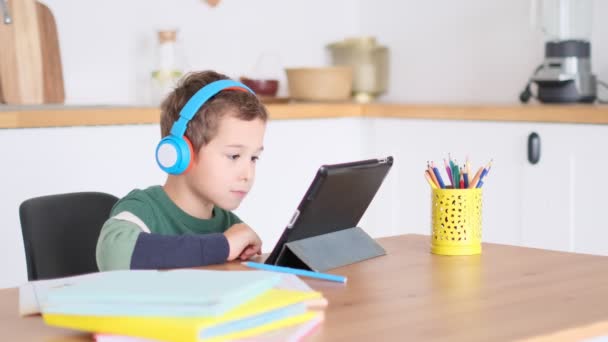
[186,113,266,211]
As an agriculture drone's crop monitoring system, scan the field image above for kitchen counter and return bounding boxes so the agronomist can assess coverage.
[1,102,608,128]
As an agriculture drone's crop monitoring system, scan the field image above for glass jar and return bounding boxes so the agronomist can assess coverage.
[150,29,184,105]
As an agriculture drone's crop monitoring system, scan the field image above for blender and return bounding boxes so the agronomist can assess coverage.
[521,0,596,103]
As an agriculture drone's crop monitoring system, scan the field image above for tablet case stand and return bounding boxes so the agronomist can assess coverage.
[274,226,386,272]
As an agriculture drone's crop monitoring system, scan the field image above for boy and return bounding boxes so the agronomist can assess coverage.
[96,71,268,270]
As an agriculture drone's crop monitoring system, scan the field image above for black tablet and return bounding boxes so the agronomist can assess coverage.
[264,156,394,266]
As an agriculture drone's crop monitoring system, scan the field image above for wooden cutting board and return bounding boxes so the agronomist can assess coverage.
[0,0,64,104]
[36,1,64,103]
[0,0,43,104]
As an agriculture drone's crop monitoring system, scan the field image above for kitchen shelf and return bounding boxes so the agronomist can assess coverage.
[1,102,608,129]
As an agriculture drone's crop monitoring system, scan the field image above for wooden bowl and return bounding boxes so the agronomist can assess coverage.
[285,67,353,101]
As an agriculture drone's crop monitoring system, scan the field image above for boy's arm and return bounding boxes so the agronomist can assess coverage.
[131,230,228,269]
[223,223,262,261]
[96,218,229,271]
[96,218,139,270]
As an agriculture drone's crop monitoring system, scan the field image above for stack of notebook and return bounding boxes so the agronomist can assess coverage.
[20,269,326,341]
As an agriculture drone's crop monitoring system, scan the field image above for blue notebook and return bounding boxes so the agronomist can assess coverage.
[42,269,281,317]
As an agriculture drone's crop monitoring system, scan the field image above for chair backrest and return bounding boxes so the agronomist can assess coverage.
[19,192,118,281]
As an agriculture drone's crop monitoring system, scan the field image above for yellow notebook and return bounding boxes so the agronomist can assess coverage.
[93,312,321,342]
[43,289,322,342]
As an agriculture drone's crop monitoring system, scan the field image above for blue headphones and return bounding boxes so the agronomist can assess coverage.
[155,79,254,175]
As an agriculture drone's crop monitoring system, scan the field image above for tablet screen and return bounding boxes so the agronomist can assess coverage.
[265,156,393,265]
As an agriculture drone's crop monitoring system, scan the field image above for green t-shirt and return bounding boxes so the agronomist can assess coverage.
[96,186,241,271]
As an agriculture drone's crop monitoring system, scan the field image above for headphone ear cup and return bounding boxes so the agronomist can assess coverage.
[156,137,177,174]
[182,136,195,174]
[172,136,191,175]
[156,135,192,175]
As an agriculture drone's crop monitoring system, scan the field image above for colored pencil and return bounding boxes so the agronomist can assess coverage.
[469,166,484,188]
[425,170,438,189]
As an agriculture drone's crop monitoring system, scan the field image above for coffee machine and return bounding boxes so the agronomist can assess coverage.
[521,0,596,103]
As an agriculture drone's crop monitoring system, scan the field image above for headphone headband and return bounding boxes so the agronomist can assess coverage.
[156,79,254,175]
[169,79,254,137]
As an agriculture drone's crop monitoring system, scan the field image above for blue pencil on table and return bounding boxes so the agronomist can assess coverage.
[243,261,347,284]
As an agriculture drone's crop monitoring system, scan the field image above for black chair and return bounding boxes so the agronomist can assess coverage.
[19,192,118,281]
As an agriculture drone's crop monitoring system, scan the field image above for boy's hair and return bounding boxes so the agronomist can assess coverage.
[160,70,268,152]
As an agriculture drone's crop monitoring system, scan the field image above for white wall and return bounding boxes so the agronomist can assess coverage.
[358,0,608,103]
[41,0,608,105]
[42,0,359,104]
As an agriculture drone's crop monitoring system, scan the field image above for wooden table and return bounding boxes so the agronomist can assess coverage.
[2,234,608,341]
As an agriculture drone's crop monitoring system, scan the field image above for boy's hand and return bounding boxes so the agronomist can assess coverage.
[223,223,262,261]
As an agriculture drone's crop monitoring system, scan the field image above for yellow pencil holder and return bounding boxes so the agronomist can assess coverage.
[431,188,482,255]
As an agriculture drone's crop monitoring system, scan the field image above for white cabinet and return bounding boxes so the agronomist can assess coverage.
[0,125,166,289]
[569,125,608,255]
[513,122,608,255]
[0,118,375,288]
[365,118,594,253]
[367,118,528,246]
[520,124,574,252]
[1,117,606,288]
